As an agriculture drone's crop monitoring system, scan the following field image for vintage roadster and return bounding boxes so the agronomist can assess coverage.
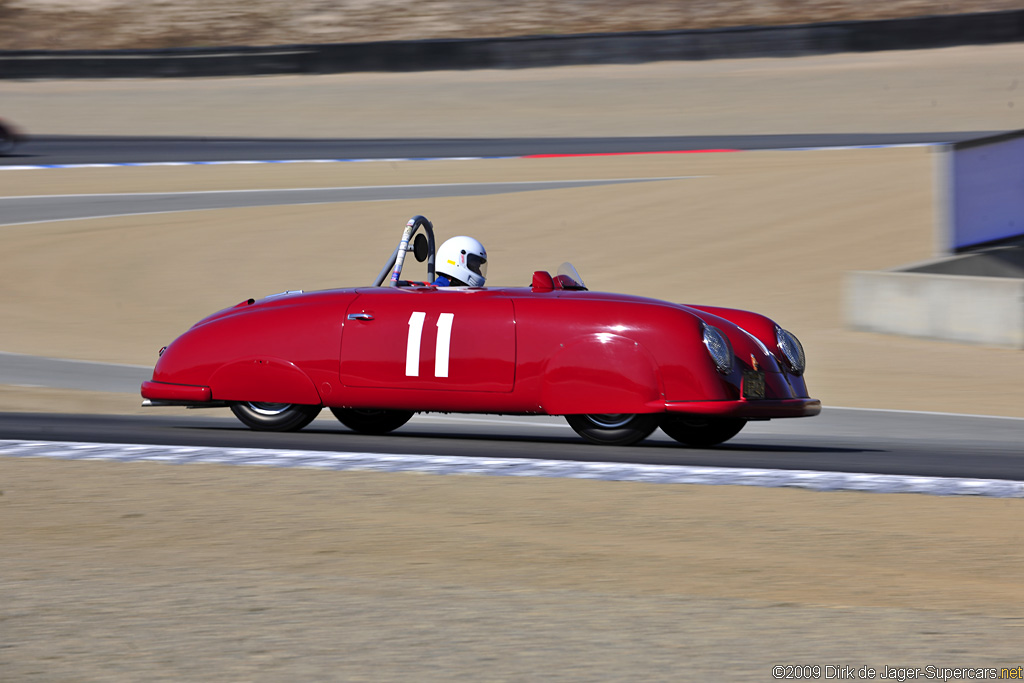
[142,216,820,446]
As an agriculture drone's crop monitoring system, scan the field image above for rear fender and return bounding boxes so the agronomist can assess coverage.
[209,357,322,404]
[540,334,662,415]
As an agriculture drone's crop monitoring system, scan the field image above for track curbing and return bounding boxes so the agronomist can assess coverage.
[2,439,1022,498]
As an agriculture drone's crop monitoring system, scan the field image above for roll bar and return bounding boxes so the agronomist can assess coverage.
[372,215,436,287]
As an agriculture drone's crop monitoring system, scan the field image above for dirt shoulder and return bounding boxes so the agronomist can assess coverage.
[3,458,1022,681]
[6,45,1024,138]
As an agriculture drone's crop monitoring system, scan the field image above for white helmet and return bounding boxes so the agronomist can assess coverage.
[436,236,488,287]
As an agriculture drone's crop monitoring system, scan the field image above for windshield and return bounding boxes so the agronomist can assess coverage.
[556,262,587,290]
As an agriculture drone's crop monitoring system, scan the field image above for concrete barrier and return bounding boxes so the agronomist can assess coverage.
[846,129,1024,349]
[846,266,1024,349]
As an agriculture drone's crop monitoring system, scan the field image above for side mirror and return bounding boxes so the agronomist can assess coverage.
[413,233,429,262]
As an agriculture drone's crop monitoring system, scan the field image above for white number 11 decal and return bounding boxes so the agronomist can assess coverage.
[434,313,454,378]
[406,311,455,378]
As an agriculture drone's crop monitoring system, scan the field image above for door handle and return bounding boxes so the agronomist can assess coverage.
[347,312,374,321]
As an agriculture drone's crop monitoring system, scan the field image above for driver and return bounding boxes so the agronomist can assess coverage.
[434,236,488,287]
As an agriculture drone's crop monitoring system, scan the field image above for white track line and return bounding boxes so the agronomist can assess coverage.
[825,405,1024,421]
[0,156,510,171]
[0,177,704,200]
[0,207,346,228]
[0,177,704,227]
[0,143,943,172]
[2,439,1021,498]
[0,350,150,370]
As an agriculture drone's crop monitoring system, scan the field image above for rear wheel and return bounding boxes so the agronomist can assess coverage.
[230,402,322,431]
[330,408,414,435]
[565,413,660,446]
[660,416,746,447]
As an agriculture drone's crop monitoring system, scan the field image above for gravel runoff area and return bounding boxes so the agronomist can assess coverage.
[2,44,1024,680]
[3,458,1023,681]
[2,0,1024,50]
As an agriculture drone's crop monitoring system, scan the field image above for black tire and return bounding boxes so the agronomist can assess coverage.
[230,402,322,431]
[660,416,746,447]
[330,407,414,435]
[564,413,660,446]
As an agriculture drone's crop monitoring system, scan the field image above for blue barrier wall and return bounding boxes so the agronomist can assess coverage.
[947,130,1024,252]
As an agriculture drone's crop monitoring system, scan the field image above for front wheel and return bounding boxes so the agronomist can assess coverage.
[230,402,322,431]
[565,413,660,446]
[660,416,746,447]
[330,408,414,435]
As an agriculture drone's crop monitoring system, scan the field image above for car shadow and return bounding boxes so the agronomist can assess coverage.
[150,414,882,456]
[290,425,884,455]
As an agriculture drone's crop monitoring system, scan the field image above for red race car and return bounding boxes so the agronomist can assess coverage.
[142,216,820,446]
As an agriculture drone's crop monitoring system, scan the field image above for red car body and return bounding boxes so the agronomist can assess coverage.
[142,217,819,446]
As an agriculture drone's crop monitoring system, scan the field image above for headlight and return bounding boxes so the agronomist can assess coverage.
[702,323,734,375]
[775,327,806,375]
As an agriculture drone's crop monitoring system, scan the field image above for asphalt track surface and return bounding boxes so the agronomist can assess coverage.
[2,409,1023,482]
[0,177,691,226]
[1,131,1021,485]
[0,132,1001,166]
[0,351,150,393]
[2,354,1022,482]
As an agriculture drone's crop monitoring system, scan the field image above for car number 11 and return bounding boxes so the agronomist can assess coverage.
[406,311,455,378]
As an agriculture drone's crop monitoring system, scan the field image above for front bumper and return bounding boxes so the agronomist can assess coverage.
[664,398,821,419]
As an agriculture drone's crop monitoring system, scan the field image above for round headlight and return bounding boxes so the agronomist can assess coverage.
[776,327,806,375]
[702,324,734,375]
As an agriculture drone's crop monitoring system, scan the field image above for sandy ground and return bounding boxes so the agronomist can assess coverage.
[5,45,1024,138]
[2,47,1024,680]
[3,458,1024,681]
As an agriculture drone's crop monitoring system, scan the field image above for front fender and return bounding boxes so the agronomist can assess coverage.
[209,357,322,404]
[540,334,662,415]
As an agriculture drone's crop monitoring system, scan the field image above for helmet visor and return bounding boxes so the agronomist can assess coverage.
[467,253,487,279]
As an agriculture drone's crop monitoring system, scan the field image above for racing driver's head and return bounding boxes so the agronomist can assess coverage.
[436,236,488,287]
